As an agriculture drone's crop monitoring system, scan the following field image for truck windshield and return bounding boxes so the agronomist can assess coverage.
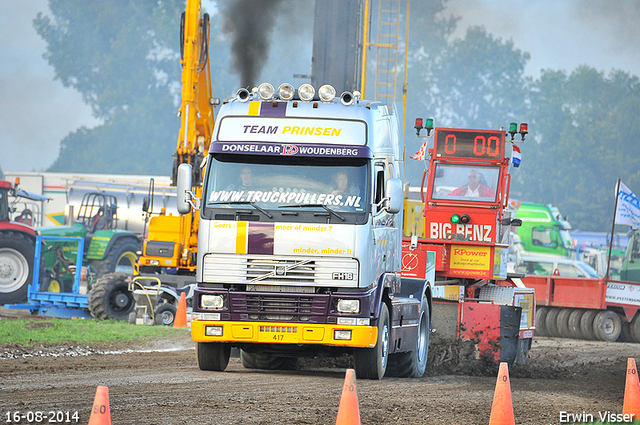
[431,164,500,203]
[203,154,369,220]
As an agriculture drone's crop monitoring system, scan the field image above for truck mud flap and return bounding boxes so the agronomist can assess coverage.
[431,300,521,364]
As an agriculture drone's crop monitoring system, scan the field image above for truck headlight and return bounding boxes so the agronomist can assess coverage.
[337,299,360,314]
[201,294,224,310]
[205,325,224,336]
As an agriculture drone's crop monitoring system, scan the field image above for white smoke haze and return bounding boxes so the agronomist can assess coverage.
[442,0,640,78]
[0,0,98,174]
[2,0,640,173]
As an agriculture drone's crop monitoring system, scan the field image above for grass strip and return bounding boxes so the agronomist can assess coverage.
[0,318,189,346]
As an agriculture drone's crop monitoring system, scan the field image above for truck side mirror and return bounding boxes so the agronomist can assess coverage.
[176,163,194,214]
[142,197,149,213]
[385,178,403,214]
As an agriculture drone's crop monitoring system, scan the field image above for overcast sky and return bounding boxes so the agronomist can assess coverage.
[2,0,640,173]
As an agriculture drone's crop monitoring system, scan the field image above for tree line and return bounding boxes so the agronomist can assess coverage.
[34,0,640,231]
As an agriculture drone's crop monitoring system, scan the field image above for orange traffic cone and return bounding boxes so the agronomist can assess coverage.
[489,362,515,425]
[88,386,111,425]
[173,292,188,328]
[335,368,361,425]
[623,358,640,418]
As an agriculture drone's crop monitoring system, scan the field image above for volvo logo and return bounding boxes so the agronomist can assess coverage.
[275,265,286,276]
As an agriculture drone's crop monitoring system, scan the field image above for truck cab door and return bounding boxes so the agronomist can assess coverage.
[373,161,401,274]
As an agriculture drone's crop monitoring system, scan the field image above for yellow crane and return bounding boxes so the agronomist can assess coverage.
[139,0,214,281]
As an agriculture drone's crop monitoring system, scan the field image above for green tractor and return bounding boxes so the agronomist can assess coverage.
[38,192,141,319]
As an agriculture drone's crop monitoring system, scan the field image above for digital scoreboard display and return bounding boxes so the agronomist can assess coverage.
[434,128,504,160]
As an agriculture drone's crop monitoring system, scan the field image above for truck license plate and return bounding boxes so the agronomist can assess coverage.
[258,325,299,343]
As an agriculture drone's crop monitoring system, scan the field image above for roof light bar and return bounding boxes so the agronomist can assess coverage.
[298,84,315,101]
[278,83,295,100]
[318,84,336,102]
[258,83,275,101]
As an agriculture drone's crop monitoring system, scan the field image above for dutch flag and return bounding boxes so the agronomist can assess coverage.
[512,144,521,167]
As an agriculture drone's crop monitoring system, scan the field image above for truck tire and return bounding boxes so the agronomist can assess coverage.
[630,315,640,343]
[239,351,298,370]
[556,308,573,338]
[154,303,177,326]
[619,321,633,342]
[88,272,135,320]
[197,342,231,371]
[391,296,430,378]
[535,307,548,336]
[353,302,389,380]
[567,309,586,339]
[592,310,622,342]
[580,310,599,340]
[89,238,139,277]
[544,308,561,337]
[0,231,34,304]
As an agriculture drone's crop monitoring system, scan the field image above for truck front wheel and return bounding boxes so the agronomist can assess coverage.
[197,342,231,371]
[353,302,389,380]
[0,232,34,304]
[391,296,430,378]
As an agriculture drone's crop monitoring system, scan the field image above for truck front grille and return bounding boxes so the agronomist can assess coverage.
[202,254,359,287]
[229,292,329,322]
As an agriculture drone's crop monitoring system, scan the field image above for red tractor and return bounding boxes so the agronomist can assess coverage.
[0,179,49,304]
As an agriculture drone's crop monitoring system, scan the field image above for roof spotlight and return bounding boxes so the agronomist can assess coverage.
[340,91,354,106]
[298,84,315,101]
[257,83,275,101]
[237,88,250,102]
[318,84,336,102]
[278,83,295,100]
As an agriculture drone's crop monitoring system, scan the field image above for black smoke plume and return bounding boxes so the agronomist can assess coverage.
[222,0,285,88]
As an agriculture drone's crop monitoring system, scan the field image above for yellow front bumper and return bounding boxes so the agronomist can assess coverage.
[191,320,378,348]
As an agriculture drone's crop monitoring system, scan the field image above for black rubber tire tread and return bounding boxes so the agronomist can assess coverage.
[534,307,548,336]
[593,310,622,342]
[393,296,430,378]
[0,231,35,304]
[197,342,231,371]
[88,272,135,320]
[556,308,573,338]
[89,238,140,278]
[544,308,561,337]
[239,351,298,370]
[154,303,177,326]
[580,310,599,340]
[567,309,586,339]
[619,321,633,342]
[353,302,390,380]
[630,314,640,343]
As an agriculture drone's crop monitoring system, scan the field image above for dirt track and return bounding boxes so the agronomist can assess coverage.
[2,313,640,424]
